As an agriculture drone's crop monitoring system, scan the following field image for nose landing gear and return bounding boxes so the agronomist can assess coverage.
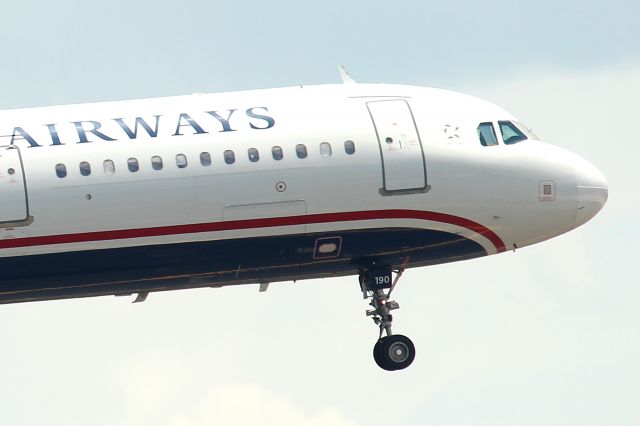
[360,263,416,371]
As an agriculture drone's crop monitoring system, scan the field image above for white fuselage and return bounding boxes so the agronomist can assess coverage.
[0,84,607,303]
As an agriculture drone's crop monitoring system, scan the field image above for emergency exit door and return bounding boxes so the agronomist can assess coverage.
[367,99,427,194]
[0,146,28,223]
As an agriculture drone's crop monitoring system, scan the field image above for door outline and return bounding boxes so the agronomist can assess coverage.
[0,145,31,227]
[366,99,430,195]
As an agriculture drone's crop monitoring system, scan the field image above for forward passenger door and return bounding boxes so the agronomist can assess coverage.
[367,100,428,194]
[0,146,28,224]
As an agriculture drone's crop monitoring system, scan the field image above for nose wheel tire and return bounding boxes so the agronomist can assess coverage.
[373,334,415,371]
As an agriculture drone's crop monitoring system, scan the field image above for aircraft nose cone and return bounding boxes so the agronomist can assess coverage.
[574,157,608,227]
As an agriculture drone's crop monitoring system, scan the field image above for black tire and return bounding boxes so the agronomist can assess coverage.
[377,335,415,371]
[373,339,384,368]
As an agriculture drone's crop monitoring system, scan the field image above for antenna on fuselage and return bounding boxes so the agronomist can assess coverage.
[338,65,357,84]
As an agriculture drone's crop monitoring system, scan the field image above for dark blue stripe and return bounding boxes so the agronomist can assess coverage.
[0,228,486,304]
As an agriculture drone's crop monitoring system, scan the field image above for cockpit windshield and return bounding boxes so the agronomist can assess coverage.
[477,121,540,146]
[513,121,540,141]
[498,121,527,145]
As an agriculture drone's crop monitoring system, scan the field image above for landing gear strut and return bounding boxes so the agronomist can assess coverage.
[360,263,415,371]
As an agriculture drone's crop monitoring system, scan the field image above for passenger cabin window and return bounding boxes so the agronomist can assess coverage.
[344,140,356,155]
[200,152,212,166]
[296,144,308,159]
[55,163,67,178]
[79,161,91,176]
[272,146,283,160]
[224,150,235,164]
[477,122,498,146]
[176,154,188,168]
[151,156,163,170]
[319,142,332,158]
[103,160,115,175]
[128,158,139,172]
[248,148,259,162]
[499,121,527,145]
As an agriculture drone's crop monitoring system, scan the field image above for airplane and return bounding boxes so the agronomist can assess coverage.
[0,67,608,371]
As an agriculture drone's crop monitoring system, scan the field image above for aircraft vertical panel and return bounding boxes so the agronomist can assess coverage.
[0,146,28,223]
[367,100,427,193]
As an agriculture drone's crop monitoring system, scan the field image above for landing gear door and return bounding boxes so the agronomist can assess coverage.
[367,100,428,194]
[0,146,29,223]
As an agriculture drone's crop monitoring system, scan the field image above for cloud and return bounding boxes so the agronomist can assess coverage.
[168,384,357,426]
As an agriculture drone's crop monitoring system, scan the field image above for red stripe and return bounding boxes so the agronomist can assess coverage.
[0,210,506,252]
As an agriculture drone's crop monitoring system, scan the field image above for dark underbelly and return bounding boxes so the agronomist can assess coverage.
[0,228,486,304]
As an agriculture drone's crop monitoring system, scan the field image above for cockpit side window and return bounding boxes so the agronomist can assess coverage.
[477,122,498,146]
[499,121,527,145]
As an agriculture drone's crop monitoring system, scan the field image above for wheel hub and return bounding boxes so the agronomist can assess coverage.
[389,342,409,363]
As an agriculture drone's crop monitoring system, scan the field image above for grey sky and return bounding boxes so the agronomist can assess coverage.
[0,1,638,425]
